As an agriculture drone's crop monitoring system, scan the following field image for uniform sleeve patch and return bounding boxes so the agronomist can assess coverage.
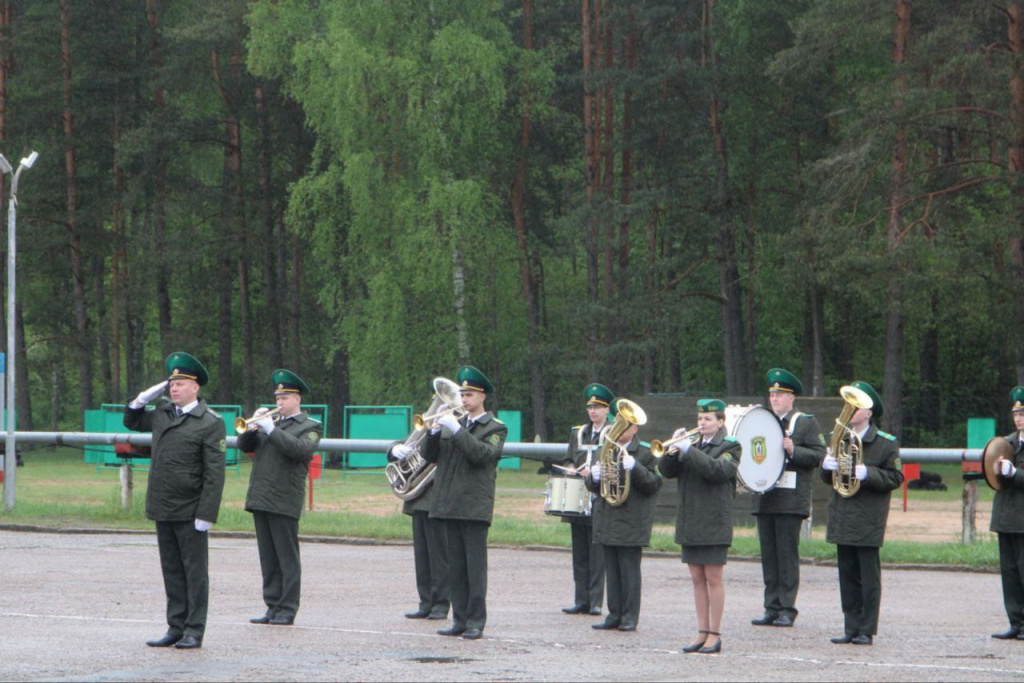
[218,438,227,453]
[489,434,502,446]
[894,457,902,470]
[818,434,827,446]
[720,453,734,462]
[306,431,321,444]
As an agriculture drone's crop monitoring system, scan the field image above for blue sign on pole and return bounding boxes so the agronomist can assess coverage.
[0,351,5,372]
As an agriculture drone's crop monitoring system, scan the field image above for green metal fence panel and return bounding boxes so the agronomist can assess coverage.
[497,410,521,470]
[967,417,996,449]
[343,405,412,468]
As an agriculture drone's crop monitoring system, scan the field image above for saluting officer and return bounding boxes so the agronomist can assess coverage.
[239,369,323,627]
[659,398,740,654]
[751,369,826,628]
[125,352,226,650]
[989,386,1024,640]
[558,383,613,616]
[421,366,507,641]
[820,380,903,646]
[586,405,662,632]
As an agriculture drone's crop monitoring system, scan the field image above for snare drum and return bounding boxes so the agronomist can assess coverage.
[544,474,592,517]
[726,404,786,494]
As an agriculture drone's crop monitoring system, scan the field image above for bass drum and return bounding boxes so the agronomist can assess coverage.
[725,404,786,494]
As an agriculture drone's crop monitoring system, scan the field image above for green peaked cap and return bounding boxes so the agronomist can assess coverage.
[697,398,726,413]
[766,367,803,395]
[1011,386,1024,412]
[165,351,209,386]
[272,368,310,396]
[851,380,883,419]
[457,365,494,394]
[585,383,617,417]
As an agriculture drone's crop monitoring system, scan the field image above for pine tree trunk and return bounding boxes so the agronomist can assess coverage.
[255,81,283,368]
[1006,4,1024,383]
[146,0,172,353]
[582,0,600,370]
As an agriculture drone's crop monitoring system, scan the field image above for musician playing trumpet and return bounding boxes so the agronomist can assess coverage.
[658,398,740,655]
[989,386,1024,640]
[238,369,322,627]
[819,380,902,646]
[584,403,661,632]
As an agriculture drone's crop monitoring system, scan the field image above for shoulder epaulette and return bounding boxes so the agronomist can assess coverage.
[493,417,505,425]
[307,417,322,425]
[207,408,221,419]
[877,430,897,442]
[800,413,815,418]
[724,436,738,443]
[639,440,651,448]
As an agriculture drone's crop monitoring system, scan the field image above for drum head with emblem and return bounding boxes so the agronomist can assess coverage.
[729,405,786,494]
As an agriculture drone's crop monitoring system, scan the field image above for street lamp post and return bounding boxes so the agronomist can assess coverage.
[1,150,37,511]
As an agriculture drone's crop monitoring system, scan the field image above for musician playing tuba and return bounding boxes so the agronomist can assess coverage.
[988,386,1024,640]
[584,398,661,633]
[819,380,902,646]
[658,398,740,655]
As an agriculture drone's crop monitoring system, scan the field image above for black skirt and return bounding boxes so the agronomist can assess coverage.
[681,544,728,566]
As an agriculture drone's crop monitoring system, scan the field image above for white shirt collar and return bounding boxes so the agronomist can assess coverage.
[177,400,199,415]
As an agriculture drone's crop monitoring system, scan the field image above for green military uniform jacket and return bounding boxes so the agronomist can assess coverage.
[753,412,826,518]
[991,432,1024,534]
[821,425,903,547]
[585,439,662,547]
[239,412,322,521]
[559,422,604,527]
[387,439,438,516]
[422,413,507,525]
[124,400,226,523]
[658,426,740,547]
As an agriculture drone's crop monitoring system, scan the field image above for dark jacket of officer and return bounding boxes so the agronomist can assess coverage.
[991,433,1024,534]
[658,427,740,547]
[124,400,226,523]
[585,439,662,547]
[753,413,826,518]
[558,423,604,526]
[821,425,903,547]
[387,439,438,516]
[239,412,322,520]
[422,413,507,525]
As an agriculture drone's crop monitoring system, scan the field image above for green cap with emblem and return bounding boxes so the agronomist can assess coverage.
[851,380,883,420]
[766,367,803,395]
[457,365,494,394]
[585,383,615,408]
[697,398,726,413]
[165,351,209,386]
[1011,386,1024,412]
[272,368,310,396]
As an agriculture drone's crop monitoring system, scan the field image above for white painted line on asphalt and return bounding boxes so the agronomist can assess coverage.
[736,652,1024,678]
[2,612,159,624]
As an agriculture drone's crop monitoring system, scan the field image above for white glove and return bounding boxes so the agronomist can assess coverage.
[822,455,838,472]
[253,406,271,417]
[194,519,213,532]
[438,412,461,434]
[1000,459,1017,478]
[855,464,868,481]
[392,444,413,460]
[623,454,636,471]
[254,414,275,435]
[672,427,689,439]
[130,381,168,409]
[591,463,602,482]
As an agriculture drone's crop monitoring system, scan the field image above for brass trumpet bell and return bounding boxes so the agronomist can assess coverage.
[649,427,700,458]
[234,407,282,434]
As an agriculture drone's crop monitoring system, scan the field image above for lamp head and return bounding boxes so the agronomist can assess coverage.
[20,151,38,169]
[0,155,12,175]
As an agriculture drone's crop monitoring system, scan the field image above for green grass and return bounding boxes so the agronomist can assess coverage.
[0,448,1001,569]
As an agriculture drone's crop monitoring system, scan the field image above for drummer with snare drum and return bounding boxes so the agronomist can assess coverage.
[553,383,615,617]
[750,368,826,628]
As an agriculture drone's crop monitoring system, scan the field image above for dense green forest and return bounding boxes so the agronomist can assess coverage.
[0,0,1021,445]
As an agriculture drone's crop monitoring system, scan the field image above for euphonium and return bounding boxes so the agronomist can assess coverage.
[599,398,648,507]
[830,385,873,498]
[385,377,462,501]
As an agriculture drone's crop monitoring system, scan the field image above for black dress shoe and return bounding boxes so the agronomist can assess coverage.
[992,627,1021,640]
[561,605,589,615]
[773,615,794,627]
[146,632,183,648]
[681,632,709,654]
[591,620,621,630]
[588,608,602,616]
[269,616,294,626]
[751,613,777,626]
[174,635,203,649]
[461,628,483,640]
[405,609,431,619]
[249,614,272,625]
[437,627,466,637]
[698,633,722,654]
[617,623,637,632]
[830,634,853,644]
[850,634,873,645]
[427,611,448,620]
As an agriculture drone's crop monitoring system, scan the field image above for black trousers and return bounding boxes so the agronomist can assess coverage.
[412,511,450,615]
[604,545,643,628]
[756,514,804,619]
[569,521,605,609]
[443,519,490,631]
[998,532,1024,628]
[836,544,882,636]
[155,521,209,638]
[253,510,302,619]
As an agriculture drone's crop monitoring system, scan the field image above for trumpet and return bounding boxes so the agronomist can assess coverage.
[649,427,701,458]
[412,404,465,431]
[234,407,282,434]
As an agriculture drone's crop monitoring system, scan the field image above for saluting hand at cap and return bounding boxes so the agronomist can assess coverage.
[131,380,168,408]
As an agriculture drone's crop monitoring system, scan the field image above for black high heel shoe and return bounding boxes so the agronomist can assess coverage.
[681,630,709,654]
[698,631,722,654]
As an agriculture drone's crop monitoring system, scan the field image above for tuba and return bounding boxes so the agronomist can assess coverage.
[830,385,873,498]
[598,398,648,507]
[385,377,463,501]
